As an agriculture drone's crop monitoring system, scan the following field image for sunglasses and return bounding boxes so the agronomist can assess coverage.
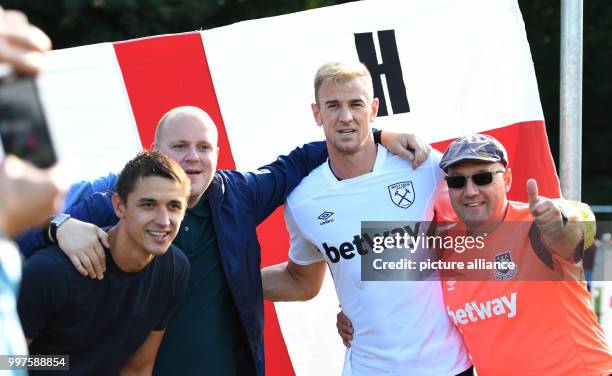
[445,170,505,189]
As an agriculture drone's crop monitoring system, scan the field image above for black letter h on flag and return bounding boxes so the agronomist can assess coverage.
[354,30,410,116]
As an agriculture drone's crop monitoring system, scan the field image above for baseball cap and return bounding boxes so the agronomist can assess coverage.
[439,134,508,172]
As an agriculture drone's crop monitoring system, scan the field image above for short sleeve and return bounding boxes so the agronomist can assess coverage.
[285,204,325,265]
[17,250,68,340]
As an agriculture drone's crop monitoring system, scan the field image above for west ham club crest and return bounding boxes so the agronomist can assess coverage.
[494,251,518,280]
[388,181,415,209]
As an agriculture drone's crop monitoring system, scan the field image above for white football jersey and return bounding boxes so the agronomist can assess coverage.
[286,146,470,376]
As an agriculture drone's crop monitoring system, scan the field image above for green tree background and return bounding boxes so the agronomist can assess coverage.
[4,0,610,210]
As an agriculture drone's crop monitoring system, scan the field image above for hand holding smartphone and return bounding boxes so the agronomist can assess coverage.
[0,75,57,168]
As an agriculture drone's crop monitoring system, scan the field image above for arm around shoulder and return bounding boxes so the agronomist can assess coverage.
[62,172,119,210]
[246,141,328,224]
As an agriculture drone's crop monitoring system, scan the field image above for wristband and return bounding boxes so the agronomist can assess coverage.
[373,128,382,144]
[48,213,71,244]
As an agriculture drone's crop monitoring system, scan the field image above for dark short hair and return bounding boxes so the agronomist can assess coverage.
[116,151,190,203]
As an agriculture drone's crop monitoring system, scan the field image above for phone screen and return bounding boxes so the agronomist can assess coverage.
[0,77,57,168]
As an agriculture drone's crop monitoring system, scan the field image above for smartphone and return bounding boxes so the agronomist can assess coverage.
[0,76,57,168]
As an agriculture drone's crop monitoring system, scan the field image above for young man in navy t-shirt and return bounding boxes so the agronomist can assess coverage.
[17,151,191,375]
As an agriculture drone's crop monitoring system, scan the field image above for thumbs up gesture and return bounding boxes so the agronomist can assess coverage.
[527,179,581,259]
[527,179,565,237]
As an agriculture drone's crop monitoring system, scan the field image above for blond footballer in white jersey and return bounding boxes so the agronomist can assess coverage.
[262,61,470,376]
[286,146,469,375]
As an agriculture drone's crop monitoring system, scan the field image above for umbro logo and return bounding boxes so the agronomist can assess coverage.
[446,278,456,291]
[318,211,335,225]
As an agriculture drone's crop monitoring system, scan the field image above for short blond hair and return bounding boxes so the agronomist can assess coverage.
[314,61,374,104]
